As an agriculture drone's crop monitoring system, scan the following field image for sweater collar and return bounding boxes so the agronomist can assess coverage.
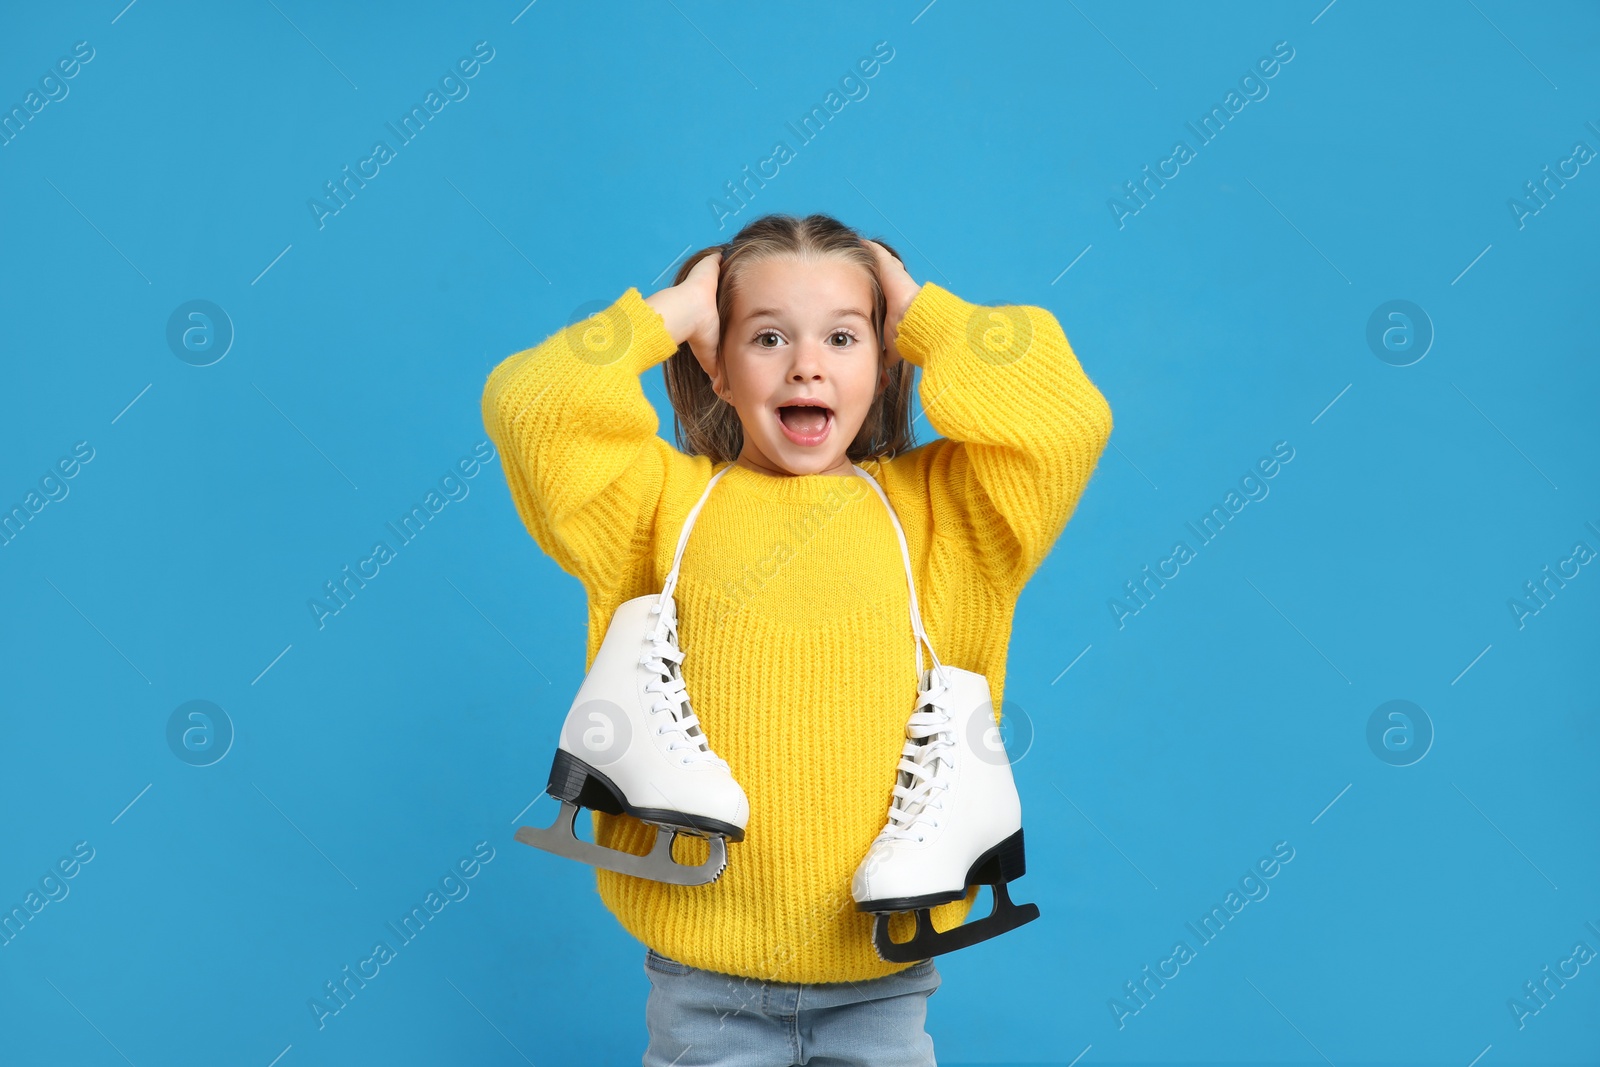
[715,459,872,502]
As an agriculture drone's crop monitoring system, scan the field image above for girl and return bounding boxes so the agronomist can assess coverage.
[481,213,1112,1065]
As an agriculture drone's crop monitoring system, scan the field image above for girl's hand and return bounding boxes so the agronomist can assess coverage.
[679,250,724,391]
[645,250,725,393]
[861,239,921,368]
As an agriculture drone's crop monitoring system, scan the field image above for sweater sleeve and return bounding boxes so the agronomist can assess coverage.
[480,287,692,597]
[883,281,1113,598]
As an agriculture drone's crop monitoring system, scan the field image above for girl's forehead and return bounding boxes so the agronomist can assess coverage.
[730,255,874,320]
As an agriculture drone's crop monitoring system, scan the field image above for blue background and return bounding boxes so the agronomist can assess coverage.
[2,1,1597,1064]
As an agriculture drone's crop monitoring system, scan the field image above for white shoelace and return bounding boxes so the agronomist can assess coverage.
[641,601,729,769]
[877,671,958,843]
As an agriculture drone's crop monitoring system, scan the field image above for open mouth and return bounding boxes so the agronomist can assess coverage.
[775,403,833,446]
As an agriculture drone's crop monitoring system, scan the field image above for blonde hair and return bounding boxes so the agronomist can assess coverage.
[661,213,918,465]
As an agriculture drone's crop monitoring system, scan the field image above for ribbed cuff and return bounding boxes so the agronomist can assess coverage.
[610,286,682,374]
[891,281,976,369]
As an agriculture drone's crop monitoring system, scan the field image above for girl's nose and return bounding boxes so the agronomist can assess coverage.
[788,341,825,379]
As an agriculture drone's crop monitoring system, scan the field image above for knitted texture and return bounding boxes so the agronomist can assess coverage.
[481,279,1112,983]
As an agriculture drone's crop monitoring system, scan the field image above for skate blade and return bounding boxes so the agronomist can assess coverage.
[515,800,729,886]
[870,879,1040,963]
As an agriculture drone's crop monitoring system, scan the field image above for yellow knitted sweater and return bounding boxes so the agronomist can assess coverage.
[481,279,1112,983]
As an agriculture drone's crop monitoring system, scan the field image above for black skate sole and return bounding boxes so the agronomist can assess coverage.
[855,827,1029,912]
[546,747,746,844]
[858,828,1040,962]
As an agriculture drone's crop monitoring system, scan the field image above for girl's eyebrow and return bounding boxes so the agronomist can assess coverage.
[746,308,870,323]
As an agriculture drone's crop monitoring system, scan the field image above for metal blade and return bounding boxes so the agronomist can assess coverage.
[870,880,1040,962]
[515,800,728,886]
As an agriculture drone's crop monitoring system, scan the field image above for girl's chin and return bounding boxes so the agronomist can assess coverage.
[751,438,851,476]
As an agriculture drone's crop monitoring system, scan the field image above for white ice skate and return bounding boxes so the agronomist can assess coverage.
[846,467,1041,962]
[515,464,749,886]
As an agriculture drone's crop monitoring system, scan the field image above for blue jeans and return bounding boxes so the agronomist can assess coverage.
[641,947,941,1066]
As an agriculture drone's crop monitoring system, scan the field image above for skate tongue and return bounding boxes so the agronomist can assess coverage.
[900,745,950,824]
[898,680,955,822]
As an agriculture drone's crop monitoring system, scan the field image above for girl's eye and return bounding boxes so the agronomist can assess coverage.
[752,328,857,347]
